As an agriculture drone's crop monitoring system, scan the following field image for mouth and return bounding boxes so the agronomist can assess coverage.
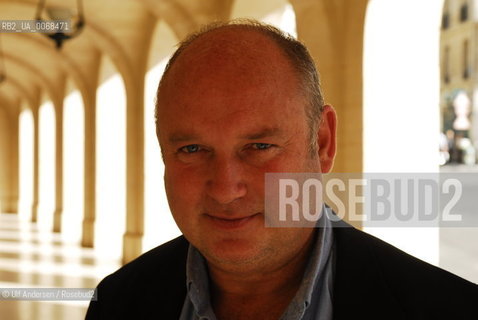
[204,213,261,230]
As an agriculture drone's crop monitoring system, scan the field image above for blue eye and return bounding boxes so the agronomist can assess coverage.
[180,144,200,153]
[252,143,272,150]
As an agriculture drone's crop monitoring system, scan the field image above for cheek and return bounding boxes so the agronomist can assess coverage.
[164,165,203,207]
[262,151,309,173]
[164,168,200,236]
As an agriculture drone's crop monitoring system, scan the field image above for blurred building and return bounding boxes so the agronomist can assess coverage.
[440,0,478,164]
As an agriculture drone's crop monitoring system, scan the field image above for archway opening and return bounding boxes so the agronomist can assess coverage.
[38,98,55,232]
[95,55,126,260]
[363,0,444,266]
[62,81,85,244]
[143,20,181,252]
[18,104,34,219]
[231,0,297,37]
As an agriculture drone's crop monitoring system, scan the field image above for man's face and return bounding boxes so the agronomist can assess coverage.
[157,29,328,273]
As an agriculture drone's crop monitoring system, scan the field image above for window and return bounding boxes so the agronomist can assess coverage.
[460,3,469,22]
[463,40,470,79]
[444,46,450,83]
[442,12,450,29]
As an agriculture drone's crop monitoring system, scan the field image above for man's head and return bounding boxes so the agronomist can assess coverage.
[155,20,336,274]
[156,20,327,156]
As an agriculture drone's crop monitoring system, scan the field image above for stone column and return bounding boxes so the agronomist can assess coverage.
[52,81,65,232]
[119,15,160,264]
[31,90,41,222]
[291,0,368,174]
[122,78,145,264]
[0,105,5,212]
[5,107,20,213]
[0,104,19,213]
[74,52,101,249]
[291,0,368,228]
[81,92,97,248]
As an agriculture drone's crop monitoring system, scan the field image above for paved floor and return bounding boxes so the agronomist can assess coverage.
[439,164,478,284]
[0,213,120,320]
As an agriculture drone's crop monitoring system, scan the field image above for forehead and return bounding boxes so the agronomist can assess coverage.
[157,27,307,135]
[163,27,301,93]
[179,26,291,70]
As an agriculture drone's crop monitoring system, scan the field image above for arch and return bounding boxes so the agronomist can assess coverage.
[231,0,297,37]
[18,103,34,219]
[143,19,180,252]
[3,53,56,104]
[95,54,127,260]
[363,0,445,265]
[85,21,136,89]
[0,1,103,107]
[1,33,92,112]
[364,0,443,171]
[62,79,85,244]
[140,0,199,39]
[138,0,234,39]
[37,96,55,232]
[0,88,16,113]
[0,91,13,106]
[0,74,36,111]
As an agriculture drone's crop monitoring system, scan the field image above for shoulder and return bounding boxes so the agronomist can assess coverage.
[333,225,478,319]
[85,236,189,319]
[109,235,189,280]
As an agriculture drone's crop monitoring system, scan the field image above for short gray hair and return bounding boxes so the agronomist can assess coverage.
[155,19,325,155]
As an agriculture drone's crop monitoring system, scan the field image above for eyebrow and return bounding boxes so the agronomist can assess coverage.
[168,134,199,143]
[167,127,283,143]
[240,127,283,140]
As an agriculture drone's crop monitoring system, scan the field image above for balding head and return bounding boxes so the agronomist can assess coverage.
[155,20,324,154]
[154,20,337,277]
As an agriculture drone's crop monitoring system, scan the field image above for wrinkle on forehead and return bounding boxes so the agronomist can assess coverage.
[156,26,308,135]
[163,27,297,90]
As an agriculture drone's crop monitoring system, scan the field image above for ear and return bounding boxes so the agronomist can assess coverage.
[317,105,337,173]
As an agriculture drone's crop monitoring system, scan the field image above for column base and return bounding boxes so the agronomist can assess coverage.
[0,197,19,213]
[31,202,39,222]
[81,218,95,248]
[122,232,143,265]
[53,208,62,233]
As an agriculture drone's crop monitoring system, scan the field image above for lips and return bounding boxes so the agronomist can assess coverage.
[205,213,261,230]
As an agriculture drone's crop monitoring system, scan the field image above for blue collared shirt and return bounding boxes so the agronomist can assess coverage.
[179,207,335,320]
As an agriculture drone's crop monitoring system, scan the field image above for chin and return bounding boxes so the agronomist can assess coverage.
[201,238,270,268]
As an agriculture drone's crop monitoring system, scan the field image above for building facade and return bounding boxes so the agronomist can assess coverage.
[441,0,478,164]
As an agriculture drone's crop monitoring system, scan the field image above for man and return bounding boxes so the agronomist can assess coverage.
[86,20,478,319]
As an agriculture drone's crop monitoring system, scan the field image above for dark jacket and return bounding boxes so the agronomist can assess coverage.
[85,226,478,319]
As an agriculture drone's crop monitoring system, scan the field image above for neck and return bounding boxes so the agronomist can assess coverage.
[208,230,316,318]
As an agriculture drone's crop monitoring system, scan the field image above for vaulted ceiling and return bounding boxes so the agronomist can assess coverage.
[0,0,237,113]
[0,0,370,175]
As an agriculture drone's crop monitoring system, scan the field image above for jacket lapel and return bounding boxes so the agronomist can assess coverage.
[332,226,406,319]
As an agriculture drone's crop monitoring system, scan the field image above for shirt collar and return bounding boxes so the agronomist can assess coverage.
[186,245,216,319]
[185,205,334,320]
[280,205,334,319]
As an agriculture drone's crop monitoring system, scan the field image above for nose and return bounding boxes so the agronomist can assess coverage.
[206,155,247,205]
